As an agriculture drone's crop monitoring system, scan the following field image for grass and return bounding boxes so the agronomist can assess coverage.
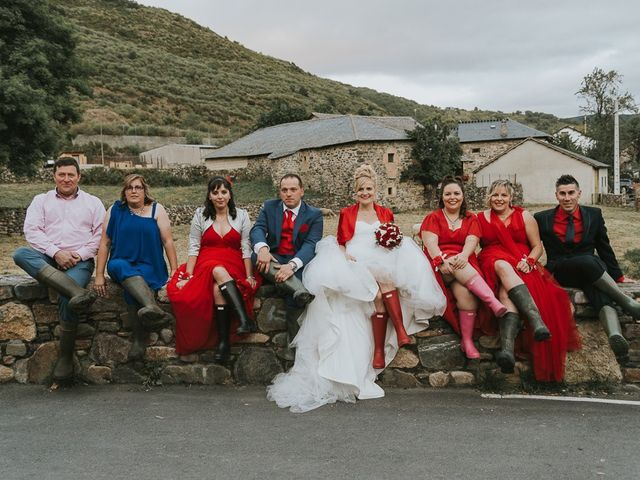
[0,180,277,208]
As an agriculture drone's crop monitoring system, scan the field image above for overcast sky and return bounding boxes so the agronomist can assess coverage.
[137,0,639,118]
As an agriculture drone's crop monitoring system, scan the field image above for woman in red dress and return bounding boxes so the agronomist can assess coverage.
[477,180,580,381]
[167,177,260,361]
[420,177,507,359]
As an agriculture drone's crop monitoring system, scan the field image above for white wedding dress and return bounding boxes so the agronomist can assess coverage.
[267,221,446,413]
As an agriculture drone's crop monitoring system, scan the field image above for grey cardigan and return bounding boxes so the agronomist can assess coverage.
[188,207,252,258]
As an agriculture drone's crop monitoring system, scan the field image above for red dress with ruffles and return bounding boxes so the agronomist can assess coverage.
[420,210,491,335]
[477,207,580,382]
[167,226,260,355]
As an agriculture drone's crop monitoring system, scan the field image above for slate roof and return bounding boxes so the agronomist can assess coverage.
[456,119,551,143]
[205,114,418,160]
[474,137,608,173]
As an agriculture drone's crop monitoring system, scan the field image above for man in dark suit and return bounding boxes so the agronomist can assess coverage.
[535,174,639,357]
[250,173,323,351]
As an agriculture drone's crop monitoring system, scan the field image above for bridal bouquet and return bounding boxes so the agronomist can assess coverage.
[375,222,403,250]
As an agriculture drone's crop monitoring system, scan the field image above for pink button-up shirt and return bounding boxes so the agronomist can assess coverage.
[23,189,106,261]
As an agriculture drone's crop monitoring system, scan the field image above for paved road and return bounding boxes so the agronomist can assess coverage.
[1,384,639,480]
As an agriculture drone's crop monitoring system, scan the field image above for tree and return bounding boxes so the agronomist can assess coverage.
[576,68,636,165]
[552,132,585,155]
[253,100,309,130]
[0,0,88,174]
[624,116,640,166]
[402,118,462,186]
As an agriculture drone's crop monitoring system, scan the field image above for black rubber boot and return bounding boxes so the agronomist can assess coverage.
[286,307,304,346]
[214,305,231,363]
[495,312,522,374]
[264,263,315,307]
[599,305,629,357]
[279,307,305,361]
[507,284,551,341]
[36,265,96,314]
[220,280,256,334]
[53,321,78,382]
[121,276,174,330]
[127,305,146,361]
[593,273,640,319]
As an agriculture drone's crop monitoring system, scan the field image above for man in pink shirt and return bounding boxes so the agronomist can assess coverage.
[13,157,105,382]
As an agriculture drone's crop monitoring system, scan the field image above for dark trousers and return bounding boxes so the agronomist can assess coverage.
[550,255,612,311]
[251,252,303,308]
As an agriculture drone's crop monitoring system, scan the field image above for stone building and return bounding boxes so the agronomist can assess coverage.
[457,119,551,175]
[204,113,425,210]
[474,138,609,204]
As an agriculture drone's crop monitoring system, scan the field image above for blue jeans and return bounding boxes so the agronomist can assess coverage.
[13,247,95,324]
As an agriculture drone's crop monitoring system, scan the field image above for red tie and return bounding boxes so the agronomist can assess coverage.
[278,209,295,255]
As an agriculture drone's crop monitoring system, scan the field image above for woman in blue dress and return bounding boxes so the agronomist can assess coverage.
[94,174,178,360]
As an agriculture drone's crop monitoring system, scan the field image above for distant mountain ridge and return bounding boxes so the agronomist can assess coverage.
[54,0,575,145]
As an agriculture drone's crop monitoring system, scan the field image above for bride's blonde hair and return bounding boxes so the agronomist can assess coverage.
[353,164,377,192]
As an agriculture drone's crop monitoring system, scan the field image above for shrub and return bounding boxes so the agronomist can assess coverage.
[622,249,640,279]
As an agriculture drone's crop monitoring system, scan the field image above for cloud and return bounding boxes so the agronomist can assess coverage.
[137,0,640,116]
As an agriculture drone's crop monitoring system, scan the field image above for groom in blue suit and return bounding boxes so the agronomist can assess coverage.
[251,173,323,349]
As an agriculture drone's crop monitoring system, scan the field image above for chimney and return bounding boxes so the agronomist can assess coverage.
[500,119,508,138]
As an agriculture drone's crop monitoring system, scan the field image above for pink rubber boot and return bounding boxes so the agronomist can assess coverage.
[465,274,508,317]
[459,310,480,359]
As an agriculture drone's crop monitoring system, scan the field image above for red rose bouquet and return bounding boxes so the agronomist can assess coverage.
[375,222,403,250]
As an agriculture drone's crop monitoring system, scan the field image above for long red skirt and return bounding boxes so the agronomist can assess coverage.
[477,208,580,382]
[167,245,260,355]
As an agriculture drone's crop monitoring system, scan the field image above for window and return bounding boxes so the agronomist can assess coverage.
[387,153,395,163]
[471,148,481,154]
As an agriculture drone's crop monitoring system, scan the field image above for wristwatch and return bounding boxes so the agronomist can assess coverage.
[288,261,298,272]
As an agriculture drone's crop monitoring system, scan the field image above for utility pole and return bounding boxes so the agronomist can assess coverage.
[100,122,105,166]
[613,98,620,195]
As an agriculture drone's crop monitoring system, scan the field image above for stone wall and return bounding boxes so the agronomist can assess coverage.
[0,166,53,184]
[72,134,188,150]
[0,208,27,236]
[461,139,522,176]
[1,274,638,388]
[244,141,428,212]
[599,193,624,208]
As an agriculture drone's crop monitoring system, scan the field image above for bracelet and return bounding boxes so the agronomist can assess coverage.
[178,271,192,281]
[431,255,444,270]
[247,275,255,280]
[521,256,536,268]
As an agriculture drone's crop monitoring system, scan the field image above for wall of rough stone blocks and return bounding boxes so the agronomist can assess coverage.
[1,275,638,388]
[461,140,521,176]
[244,141,429,212]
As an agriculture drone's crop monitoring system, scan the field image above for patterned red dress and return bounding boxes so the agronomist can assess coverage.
[477,207,580,382]
[167,226,260,355]
[420,210,490,335]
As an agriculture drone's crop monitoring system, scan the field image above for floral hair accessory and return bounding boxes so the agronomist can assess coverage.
[375,222,403,250]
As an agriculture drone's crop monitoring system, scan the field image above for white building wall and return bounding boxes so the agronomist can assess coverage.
[140,145,216,168]
[475,140,601,204]
[204,158,249,171]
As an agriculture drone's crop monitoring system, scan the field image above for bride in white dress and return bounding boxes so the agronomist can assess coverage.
[267,165,446,412]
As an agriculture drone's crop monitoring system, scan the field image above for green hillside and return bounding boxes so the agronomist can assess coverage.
[54,0,573,145]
